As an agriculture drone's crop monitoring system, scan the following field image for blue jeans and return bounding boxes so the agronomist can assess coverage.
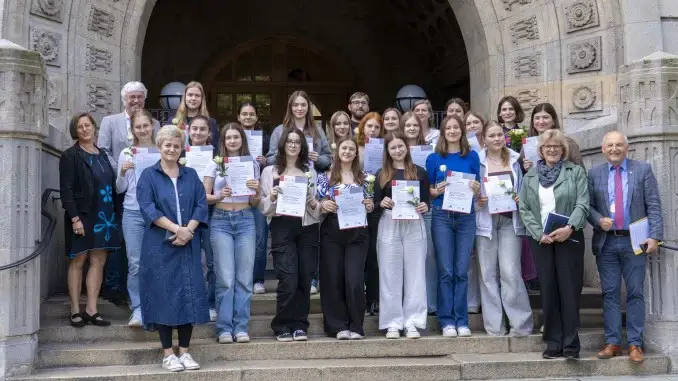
[252,206,269,284]
[431,206,476,328]
[597,235,646,346]
[122,208,144,310]
[210,208,256,336]
[201,226,216,309]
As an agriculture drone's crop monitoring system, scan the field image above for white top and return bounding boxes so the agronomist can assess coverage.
[538,184,556,227]
[170,177,182,224]
[204,160,260,204]
[116,149,140,211]
[425,129,440,146]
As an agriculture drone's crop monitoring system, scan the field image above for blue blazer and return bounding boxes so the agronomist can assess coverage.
[587,159,663,255]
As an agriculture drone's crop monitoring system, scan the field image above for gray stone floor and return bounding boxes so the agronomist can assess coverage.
[504,376,678,381]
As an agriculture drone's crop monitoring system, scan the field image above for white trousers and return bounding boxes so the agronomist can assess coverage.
[377,210,428,330]
[476,214,534,336]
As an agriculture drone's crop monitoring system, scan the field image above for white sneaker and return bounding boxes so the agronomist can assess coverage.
[386,327,400,339]
[405,326,420,339]
[218,332,233,344]
[177,353,200,370]
[235,332,250,343]
[442,325,457,337]
[128,308,142,327]
[209,308,217,322]
[336,330,351,340]
[349,332,364,340]
[253,282,266,294]
[310,284,318,294]
[457,326,472,337]
[162,354,184,372]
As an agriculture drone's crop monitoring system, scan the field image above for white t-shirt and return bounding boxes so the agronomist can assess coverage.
[170,177,182,224]
[205,160,260,204]
[538,184,556,227]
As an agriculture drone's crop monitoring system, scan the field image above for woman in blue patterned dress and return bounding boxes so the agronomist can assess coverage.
[60,112,121,328]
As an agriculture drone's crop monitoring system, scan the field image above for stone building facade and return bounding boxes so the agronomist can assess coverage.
[0,0,677,377]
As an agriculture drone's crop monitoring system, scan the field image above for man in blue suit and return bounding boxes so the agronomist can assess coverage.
[587,131,663,364]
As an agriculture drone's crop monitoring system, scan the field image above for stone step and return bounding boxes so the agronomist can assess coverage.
[38,309,609,343]
[36,330,610,368]
[39,286,602,320]
[12,352,669,380]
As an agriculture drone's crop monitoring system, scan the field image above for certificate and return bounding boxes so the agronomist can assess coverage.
[133,147,161,182]
[392,180,420,220]
[185,146,214,181]
[630,217,650,255]
[522,136,539,164]
[442,171,475,213]
[245,130,263,158]
[335,187,367,230]
[306,137,315,152]
[226,156,256,196]
[410,145,433,168]
[468,133,482,153]
[363,137,384,174]
[484,174,517,214]
[275,175,309,218]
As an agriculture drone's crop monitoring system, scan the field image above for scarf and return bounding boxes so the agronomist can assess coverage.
[536,159,563,188]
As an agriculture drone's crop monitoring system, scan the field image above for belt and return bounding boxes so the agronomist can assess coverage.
[608,230,630,237]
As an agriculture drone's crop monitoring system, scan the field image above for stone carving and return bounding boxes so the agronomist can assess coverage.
[30,28,61,67]
[567,36,601,73]
[502,0,532,11]
[87,84,112,114]
[564,0,599,33]
[514,52,541,79]
[47,79,63,110]
[86,45,113,74]
[30,0,64,22]
[1,72,47,125]
[572,85,595,109]
[568,81,603,113]
[88,6,115,37]
[510,15,539,45]
[514,88,541,114]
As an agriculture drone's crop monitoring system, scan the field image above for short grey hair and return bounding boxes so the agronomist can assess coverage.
[156,125,185,150]
[602,131,629,145]
[121,81,148,102]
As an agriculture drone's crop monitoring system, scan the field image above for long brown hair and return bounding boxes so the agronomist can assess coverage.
[275,127,310,174]
[400,111,426,146]
[356,112,384,147]
[130,110,155,146]
[328,138,364,187]
[435,115,470,157]
[496,95,525,125]
[218,122,250,157]
[528,102,561,137]
[175,81,210,127]
[482,121,510,167]
[283,90,317,142]
[327,110,351,146]
[379,131,418,188]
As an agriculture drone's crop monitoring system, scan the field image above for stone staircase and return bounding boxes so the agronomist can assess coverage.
[12,285,671,380]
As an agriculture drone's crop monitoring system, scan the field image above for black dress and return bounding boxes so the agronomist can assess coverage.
[66,151,121,257]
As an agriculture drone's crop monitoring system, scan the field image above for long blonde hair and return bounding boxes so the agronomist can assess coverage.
[175,81,210,128]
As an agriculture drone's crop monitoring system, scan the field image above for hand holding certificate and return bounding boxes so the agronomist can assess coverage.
[484,174,517,214]
[363,137,384,174]
[442,171,475,213]
[226,156,256,196]
[392,180,420,220]
[410,145,433,168]
[133,147,161,182]
[275,175,308,217]
[335,187,368,229]
[185,146,214,180]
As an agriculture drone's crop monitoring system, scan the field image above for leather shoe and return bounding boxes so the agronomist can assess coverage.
[629,345,644,364]
[597,344,622,359]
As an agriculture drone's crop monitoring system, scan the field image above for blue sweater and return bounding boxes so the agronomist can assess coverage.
[425,150,481,208]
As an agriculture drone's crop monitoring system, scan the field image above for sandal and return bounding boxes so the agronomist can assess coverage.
[83,312,111,327]
[69,313,87,328]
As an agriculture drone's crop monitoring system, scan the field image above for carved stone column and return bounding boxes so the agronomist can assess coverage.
[617,51,678,371]
[0,40,48,377]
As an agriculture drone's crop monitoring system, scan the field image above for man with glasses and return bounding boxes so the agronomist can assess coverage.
[348,92,370,129]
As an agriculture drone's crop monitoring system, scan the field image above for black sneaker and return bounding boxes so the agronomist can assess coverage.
[276,332,293,342]
[564,352,580,361]
[542,349,562,359]
[292,330,308,341]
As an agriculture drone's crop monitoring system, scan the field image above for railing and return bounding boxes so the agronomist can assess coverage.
[0,188,60,272]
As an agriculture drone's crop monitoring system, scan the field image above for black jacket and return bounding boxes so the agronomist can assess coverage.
[59,143,117,219]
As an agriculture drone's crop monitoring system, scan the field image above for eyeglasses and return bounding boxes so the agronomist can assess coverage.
[543,145,563,151]
[286,140,301,147]
[351,100,368,106]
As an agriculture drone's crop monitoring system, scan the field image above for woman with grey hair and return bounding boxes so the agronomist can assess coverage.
[136,125,209,372]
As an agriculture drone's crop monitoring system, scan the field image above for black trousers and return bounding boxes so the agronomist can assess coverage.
[365,212,380,303]
[157,324,193,349]
[319,214,369,336]
[269,216,319,335]
[530,230,584,354]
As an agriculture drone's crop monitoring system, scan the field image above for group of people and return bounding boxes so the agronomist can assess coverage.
[59,81,663,372]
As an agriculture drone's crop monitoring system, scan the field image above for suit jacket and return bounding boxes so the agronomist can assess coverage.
[97,112,160,170]
[587,159,663,255]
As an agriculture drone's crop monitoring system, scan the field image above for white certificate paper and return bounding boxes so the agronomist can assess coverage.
[133,147,161,182]
[630,217,650,255]
[468,133,482,153]
[226,156,256,196]
[411,145,433,168]
[392,180,420,220]
[306,137,315,152]
[245,130,263,158]
[484,174,517,214]
[275,175,309,218]
[185,146,214,181]
[442,171,475,213]
[364,137,384,174]
[335,187,367,230]
[522,136,539,163]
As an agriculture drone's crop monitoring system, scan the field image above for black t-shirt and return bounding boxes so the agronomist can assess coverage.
[374,166,430,212]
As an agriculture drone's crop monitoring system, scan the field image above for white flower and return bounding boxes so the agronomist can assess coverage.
[122,147,133,157]
[407,186,415,194]
[366,174,376,183]
[331,143,337,150]
[213,156,223,165]
[439,165,447,173]
[178,158,187,165]
[305,171,313,179]
[171,118,179,125]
